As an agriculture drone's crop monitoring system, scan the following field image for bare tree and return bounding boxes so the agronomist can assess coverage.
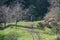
[44,7,60,23]
[11,2,24,27]
[0,5,10,27]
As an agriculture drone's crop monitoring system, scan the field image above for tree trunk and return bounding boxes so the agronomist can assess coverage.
[16,21,17,27]
[4,22,6,28]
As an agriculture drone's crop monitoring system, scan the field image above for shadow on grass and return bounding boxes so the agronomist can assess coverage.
[0,24,37,30]
[0,27,4,30]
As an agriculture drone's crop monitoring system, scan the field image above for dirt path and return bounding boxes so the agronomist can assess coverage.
[26,28,41,40]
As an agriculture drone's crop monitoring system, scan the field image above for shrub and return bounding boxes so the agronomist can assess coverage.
[45,23,52,28]
[56,36,60,40]
[37,22,45,30]
[50,22,60,34]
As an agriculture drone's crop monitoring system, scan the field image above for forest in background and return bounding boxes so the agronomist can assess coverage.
[0,0,60,22]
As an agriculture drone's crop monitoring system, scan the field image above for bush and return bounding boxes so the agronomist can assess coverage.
[50,22,60,34]
[45,23,52,28]
[56,36,60,40]
[4,31,18,40]
[37,22,45,30]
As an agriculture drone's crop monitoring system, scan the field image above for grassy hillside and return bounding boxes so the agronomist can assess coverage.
[0,21,59,40]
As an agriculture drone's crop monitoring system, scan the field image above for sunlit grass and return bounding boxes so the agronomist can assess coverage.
[3,27,33,40]
[0,21,58,40]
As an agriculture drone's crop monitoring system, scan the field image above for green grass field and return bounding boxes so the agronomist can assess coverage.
[0,21,59,40]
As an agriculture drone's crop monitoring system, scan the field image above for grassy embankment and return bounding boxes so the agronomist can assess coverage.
[0,21,58,40]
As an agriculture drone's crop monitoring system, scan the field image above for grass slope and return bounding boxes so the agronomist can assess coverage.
[0,21,58,40]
